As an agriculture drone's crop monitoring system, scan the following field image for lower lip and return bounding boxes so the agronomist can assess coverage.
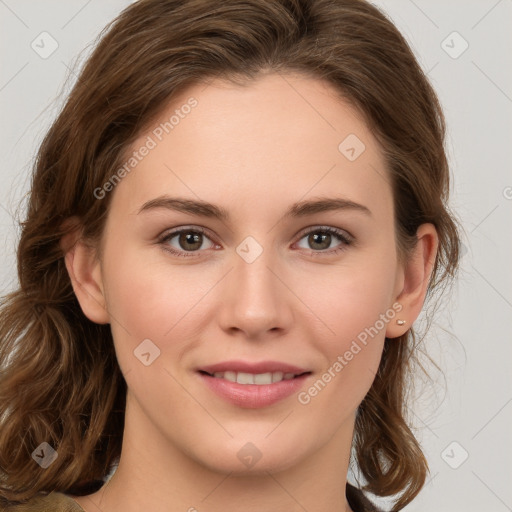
[198,372,311,408]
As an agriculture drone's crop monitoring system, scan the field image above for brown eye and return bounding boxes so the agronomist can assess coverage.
[176,232,203,251]
[295,226,353,255]
[159,227,217,257]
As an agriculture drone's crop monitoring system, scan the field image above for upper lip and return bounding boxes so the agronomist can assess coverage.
[198,360,310,375]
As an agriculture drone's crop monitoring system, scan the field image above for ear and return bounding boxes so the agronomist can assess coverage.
[60,218,110,325]
[386,223,439,339]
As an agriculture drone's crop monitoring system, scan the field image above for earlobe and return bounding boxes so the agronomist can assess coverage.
[386,223,439,339]
[60,226,110,325]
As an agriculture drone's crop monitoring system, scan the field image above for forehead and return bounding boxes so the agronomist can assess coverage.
[110,72,392,223]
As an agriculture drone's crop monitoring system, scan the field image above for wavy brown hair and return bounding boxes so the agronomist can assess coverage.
[0,0,460,510]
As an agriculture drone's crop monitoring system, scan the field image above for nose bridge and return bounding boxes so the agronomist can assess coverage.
[234,233,279,304]
[220,233,290,335]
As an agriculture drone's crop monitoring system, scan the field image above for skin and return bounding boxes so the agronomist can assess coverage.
[62,72,438,512]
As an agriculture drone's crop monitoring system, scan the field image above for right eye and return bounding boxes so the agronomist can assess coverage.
[158,226,219,257]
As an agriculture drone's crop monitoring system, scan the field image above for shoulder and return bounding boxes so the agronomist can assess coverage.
[346,482,384,512]
[0,492,85,512]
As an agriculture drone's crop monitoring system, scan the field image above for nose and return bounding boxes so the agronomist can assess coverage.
[217,238,294,340]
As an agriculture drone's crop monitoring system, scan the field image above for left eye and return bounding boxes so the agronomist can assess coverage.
[158,226,353,258]
[295,226,353,254]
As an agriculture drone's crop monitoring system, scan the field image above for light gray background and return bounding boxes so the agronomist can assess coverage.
[1,1,511,511]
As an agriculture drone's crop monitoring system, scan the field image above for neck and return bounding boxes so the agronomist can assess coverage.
[74,392,356,512]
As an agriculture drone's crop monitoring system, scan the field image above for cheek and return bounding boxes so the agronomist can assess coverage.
[294,257,396,407]
[102,249,220,365]
[297,274,389,416]
[296,256,397,344]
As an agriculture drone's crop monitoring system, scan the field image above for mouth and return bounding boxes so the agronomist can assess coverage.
[196,360,312,408]
[198,369,311,385]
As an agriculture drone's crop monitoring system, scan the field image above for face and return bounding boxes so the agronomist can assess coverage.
[82,73,407,474]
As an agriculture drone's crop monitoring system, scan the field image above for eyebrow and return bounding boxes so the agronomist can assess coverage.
[137,195,372,220]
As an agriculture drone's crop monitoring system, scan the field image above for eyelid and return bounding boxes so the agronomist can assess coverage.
[297,224,354,242]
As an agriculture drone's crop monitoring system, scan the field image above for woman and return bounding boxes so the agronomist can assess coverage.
[0,0,460,511]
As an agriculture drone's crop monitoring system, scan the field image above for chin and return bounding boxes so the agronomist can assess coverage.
[186,432,314,476]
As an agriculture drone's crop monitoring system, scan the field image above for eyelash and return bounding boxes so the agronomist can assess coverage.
[157,225,354,259]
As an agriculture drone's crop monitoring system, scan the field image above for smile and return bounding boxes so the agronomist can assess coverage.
[196,361,312,408]
[201,370,306,385]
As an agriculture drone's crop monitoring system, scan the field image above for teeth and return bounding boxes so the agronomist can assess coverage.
[237,372,254,384]
[223,371,237,383]
[254,372,272,384]
[272,371,283,383]
[210,370,298,385]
